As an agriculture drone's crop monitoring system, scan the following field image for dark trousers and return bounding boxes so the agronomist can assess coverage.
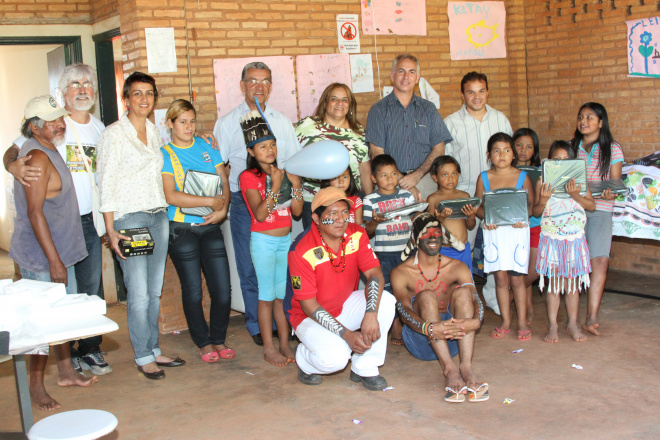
[71,213,103,356]
[169,222,232,348]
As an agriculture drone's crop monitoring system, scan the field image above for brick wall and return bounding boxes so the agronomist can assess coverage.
[525,0,660,274]
[0,0,91,24]
[90,0,119,23]
[117,0,529,135]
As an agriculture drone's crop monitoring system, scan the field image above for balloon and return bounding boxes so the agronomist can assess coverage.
[284,140,350,180]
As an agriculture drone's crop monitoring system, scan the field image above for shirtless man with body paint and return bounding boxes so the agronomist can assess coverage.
[390,213,488,403]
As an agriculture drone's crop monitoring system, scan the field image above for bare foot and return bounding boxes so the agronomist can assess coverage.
[444,368,466,394]
[390,318,403,345]
[57,370,98,388]
[200,345,216,356]
[526,307,534,326]
[280,346,296,364]
[459,364,479,391]
[544,324,559,343]
[30,386,61,411]
[264,346,288,367]
[584,320,600,336]
[568,324,587,342]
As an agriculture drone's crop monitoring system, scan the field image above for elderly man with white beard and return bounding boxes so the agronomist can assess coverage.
[4,64,112,376]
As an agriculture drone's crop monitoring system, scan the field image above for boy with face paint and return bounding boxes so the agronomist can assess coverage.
[391,213,488,403]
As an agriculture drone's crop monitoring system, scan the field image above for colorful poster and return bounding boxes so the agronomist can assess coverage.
[626,16,660,78]
[295,54,352,119]
[361,0,427,36]
[213,56,297,122]
[337,14,361,53]
[350,54,374,94]
[448,2,507,60]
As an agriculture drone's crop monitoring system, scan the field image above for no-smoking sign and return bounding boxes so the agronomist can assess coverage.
[337,14,360,53]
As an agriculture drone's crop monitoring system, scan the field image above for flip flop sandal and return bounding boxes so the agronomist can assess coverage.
[444,386,467,403]
[467,383,489,402]
[517,330,532,341]
[490,327,511,339]
[217,348,236,359]
[199,349,220,363]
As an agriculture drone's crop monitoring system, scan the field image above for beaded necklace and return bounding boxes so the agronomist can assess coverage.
[316,225,347,273]
[417,256,442,283]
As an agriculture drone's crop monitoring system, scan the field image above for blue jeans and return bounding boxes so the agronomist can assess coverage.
[250,232,290,301]
[71,213,103,356]
[376,251,402,291]
[230,192,260,336]
[114,210,169,366]
[168,222,231,348]
[402,297,458,360]
[301,201,313,231]
[19,265,77,294]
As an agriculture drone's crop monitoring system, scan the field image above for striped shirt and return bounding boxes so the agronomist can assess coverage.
[363,188,416,252]
[444,104,512,196]
[366,92,452,172]
[577,140,624,212]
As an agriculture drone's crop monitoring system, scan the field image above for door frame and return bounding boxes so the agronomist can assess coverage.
[92,28,121,126]
[0,36,82,64]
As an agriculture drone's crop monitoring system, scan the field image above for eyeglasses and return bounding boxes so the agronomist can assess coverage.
[68,81,94,89]
[244,79,272,86]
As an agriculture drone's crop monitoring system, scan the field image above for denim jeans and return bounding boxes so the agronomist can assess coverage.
[114,210,169,366]
[71,213,103,356]
[229,192,260,336]
[169,222,231,348]
[20,265,77,294]
[401,297,459,360]
[301,201,313,231]
[376,251,402,291]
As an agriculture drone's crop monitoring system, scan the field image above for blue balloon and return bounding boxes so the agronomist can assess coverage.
[284,140,350,180]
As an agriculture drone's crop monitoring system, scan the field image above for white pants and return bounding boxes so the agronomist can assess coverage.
[482,274,500,315]
[295,290,396,377]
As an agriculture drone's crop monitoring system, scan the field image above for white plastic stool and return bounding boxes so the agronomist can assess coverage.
[27,409,118,440]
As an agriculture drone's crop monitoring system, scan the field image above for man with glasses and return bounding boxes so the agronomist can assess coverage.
[213,61,301,346]
[4,64,112,376]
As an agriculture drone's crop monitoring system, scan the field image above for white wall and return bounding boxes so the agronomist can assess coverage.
[0,44,60,252]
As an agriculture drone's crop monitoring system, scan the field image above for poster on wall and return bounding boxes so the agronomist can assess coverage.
[337,14,361,53]
[350,54,375,94]
[213,56,297,122]
[153,109,171,146]
[361,0,427,36]
[145,28,178,73]
[447,2,507,60]
[295,54,352,119]
[626,16,660,78]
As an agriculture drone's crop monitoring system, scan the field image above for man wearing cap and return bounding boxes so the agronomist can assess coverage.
[285,187,396,390]
[213,61,301,346]
[9,95,98,410]
[4,64,113,376]
[390,213,488,403]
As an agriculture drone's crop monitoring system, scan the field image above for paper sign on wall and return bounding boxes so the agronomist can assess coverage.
[361,0,427,36]
[153,109,171,146]
[295,54,352,119]
[448,2,507,60]
[626,16,660,78]
[350,54,374,94]
[145,28,177,73]
[213,56,298,123]
[338,15,361,53]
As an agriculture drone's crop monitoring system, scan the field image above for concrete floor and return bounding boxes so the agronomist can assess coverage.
[1,263,658,439]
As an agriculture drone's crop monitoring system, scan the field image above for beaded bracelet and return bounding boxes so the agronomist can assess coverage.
[266,189,279,205]
[421,321,430,336]
[291,187,303,201]
[427,322,437,341]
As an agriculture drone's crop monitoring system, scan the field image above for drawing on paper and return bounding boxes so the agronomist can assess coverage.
[627,16,660,78]
[361,0,427,36]
[448,2,506,60]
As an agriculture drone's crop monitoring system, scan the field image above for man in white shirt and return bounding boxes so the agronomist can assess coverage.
[213,61,301,345]
[444,72,513,314]
[4,64,112,374]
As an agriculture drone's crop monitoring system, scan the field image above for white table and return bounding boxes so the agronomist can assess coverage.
[9,315,119,434]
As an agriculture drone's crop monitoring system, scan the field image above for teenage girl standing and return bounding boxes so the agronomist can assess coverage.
[570,103,623,336]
